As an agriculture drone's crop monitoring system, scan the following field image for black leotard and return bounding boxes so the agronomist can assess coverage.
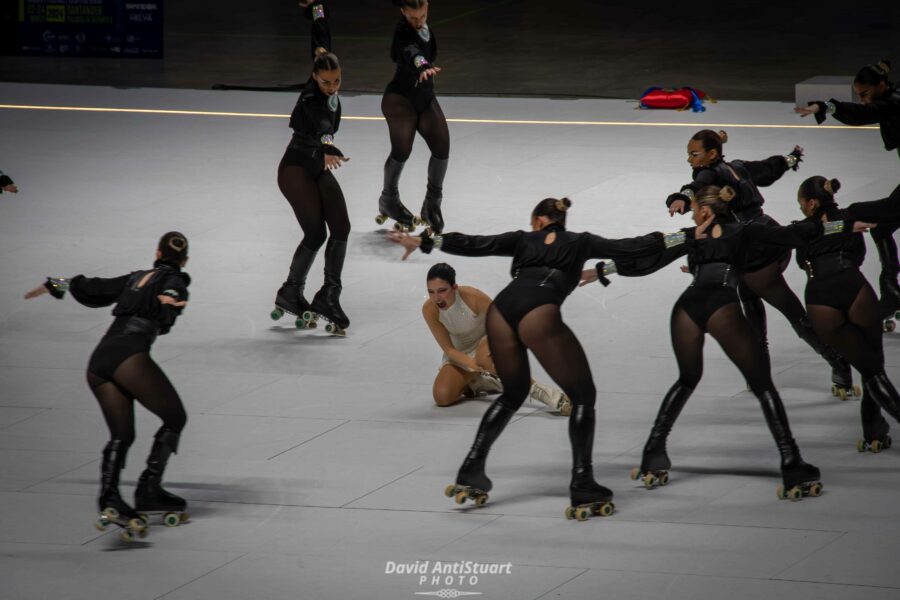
[385,17,438,113]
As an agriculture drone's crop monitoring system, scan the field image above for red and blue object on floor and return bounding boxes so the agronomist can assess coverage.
[639,87,713,112]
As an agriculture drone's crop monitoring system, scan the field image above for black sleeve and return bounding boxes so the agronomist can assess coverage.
[68,274,132,308]
[585,232,665,261]
[734,156,790,187]
[304,2,332,57]
[741,221,825,247]
[423,231,522,257]
[300,97,343,157]
[612,242,690,277]
[829,98,896,126]
[157,272,191,335]
[397,30,431,73]
[844,197,900,223]
[674,168,719,208]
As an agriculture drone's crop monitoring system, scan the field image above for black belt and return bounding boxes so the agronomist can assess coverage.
[108,316,158,343]
[803,252,856,279]
[513,267,568,292]
[691,263,739,289]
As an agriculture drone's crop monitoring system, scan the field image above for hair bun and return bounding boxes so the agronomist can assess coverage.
[717,130,728,144]
[168,236,187,252]
[555,198,571,212]
[877,59,892,75]
[824,178,841,194]
[719,186,736,202]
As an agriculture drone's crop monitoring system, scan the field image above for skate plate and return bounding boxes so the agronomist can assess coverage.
[301,310,346,336]
[95,507,148,542]
[629,467,670,489]
[271,305,318,330]
[564,501,615,521]
[776,481,823,501]
[831,383,861,401]
[444,483,489,506]
[139,510,190,528]
[856,435,893,453]
[375,213,415,232]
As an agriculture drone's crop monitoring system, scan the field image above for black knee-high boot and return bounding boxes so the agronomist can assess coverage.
[134,427,186,514]
[275,243,317,316]
[377,157,414,228]
[871,227,900,317]
[789,315,852,388]
[99,440,140,519]
[640,382,694,473]
[859,388,891,451]
[755,389,819,488]
[311,238,349,329]
[863,372,900,423]
[569,404,613,505]
[419,156,448,234]
[456,400,517,492]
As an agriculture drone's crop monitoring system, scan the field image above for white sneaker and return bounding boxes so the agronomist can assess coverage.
[467,373,503,397]
[529,381,571,416]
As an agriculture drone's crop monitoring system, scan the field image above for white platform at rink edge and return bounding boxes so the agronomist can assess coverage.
[1,83,899,600]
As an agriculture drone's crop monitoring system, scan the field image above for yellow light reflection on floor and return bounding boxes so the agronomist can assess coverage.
[0,103,878,130]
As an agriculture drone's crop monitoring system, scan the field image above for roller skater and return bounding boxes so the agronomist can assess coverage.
[589,187,869,499]
[796,59,900,330]
[274,1,352,334]
[24,232,192,539]
[666,130,851,395]
[392,197,678,519]
[378,0,449,234]
[423,262,569,413]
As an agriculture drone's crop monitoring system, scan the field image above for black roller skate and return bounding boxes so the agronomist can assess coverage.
[375,157,415,232]
[271,244,318,329]
[874,235,900,332]
[135,428,189,528]
[630,382,692,488]
[96,441,148,542]
[565,469,615,521]
[444,456,491,507]
[777,458,823,501]
[305,239,350,336]
[830,356,860,400]
[857,416,892,454]
[414,156,447,235]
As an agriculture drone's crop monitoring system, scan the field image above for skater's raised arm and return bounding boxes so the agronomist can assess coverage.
[25,274,133,307]
[299,0,333,58]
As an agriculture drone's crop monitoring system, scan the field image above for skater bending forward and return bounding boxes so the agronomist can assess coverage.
[423,262,570,413]
[392,198,677,520]
[24,232,191,540]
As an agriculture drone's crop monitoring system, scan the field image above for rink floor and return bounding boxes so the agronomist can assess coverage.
[1,83,899,600]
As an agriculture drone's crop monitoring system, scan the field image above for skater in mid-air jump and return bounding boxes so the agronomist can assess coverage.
[590,185,870,500]
[272,0,351,335]
[392,198,679,520]
[423,262,570,413]
[376,0,449,234]
[666,130,853,397]
[24,232,192,540]
[796,60,900,327]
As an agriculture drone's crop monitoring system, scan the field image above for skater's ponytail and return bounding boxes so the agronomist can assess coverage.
[694,185,735,215]
[798,176,841,211]
[691,129,727,159]
[855,60,892,87]
[158,232,189,267]
[427,262,456,286]
[532,197,572,228]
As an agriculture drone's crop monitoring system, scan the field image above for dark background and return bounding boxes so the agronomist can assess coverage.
[1,0,898,100]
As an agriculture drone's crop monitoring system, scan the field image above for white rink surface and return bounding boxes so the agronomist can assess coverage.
[1,83,900,600]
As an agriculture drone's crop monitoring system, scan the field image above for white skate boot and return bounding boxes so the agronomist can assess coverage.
[529,381,571,416]
[467,373,504,397]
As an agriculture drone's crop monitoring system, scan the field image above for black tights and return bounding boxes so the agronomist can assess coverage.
[807,285,885,424]
[88,352,187,452]
[741,259,807,328]
[277,161,350,251]
[381,93,450,162]
[672,303,775,394]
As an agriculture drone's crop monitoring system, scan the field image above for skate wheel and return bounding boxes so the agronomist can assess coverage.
[270,308,284,321]
[852,385,862,397]
[808,483,823,497]
[836,387,848,401]
[375,214,387,225]
[180,512,190,524]
[787,487,802,501]
[884,320,896,333]
[444,484,457,498]
[128,518,146,531]
[454,491,468,505]
[856,439,867,453]
[139,513,150,527]
[325,323,336,334]
[629,467,641,481]
[658,471,670,486]
[776,485,785,500]
[564,506,576,520]
[120,530,135,543]
[871,440,883,454]
[575,507,591,521]
[473,493,488,507]
[163,513,181,527]
[101,507,120,520]
[641,473,656,489]
[596,502,615,517]
[95,518,108,532]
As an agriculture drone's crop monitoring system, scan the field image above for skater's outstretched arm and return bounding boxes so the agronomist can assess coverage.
[734,146,804,187]
[796,97,898,126]
[740,218,872,248]
[390,231,522,260]
[24,273,132,307]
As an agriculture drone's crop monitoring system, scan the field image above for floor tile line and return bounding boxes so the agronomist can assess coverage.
[265,420,351,460]
[154,552,249,600]
[340,465,425,508]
